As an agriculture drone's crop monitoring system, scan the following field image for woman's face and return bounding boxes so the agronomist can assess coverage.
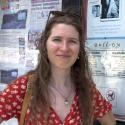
[46,23,80,70]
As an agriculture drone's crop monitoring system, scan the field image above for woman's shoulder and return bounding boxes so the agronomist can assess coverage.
[0,75,29,121]
[1,75,29,96]
[10,75,28,87]
[10,70,37,87]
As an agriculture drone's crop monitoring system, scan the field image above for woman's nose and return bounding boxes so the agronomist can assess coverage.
[60,41,69,51]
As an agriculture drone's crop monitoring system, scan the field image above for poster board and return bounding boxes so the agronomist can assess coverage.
[86,0,125,121]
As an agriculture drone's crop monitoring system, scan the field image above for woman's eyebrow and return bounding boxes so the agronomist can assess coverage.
[69,37,79,41]
[51,36,79,41]
[51,36,61,39]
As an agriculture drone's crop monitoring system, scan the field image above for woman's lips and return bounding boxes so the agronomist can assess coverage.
[56,54,70,58]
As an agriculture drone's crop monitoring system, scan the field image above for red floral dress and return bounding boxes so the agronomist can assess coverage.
[0,76,112,125]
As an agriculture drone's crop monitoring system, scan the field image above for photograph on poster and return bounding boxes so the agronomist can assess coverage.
[100,0,120,21]
[92,4,100,17]
[19,37,25,46]
[106,89,116,102]
[1,9,27,29]
[28,31,41,50]
[0,0,9,10]
[0,69,18,84]
[19,47,25,55]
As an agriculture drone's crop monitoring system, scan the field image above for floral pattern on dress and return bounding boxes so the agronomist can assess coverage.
[0,76,112,125]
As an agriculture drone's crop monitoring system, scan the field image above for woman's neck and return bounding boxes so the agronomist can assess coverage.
[50,67,72,87]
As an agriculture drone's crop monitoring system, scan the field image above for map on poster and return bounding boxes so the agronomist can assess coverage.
[87,0,125,122]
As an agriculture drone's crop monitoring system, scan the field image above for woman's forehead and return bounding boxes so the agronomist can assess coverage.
[50,24,79,36]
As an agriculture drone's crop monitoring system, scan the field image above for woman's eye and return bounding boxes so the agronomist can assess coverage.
[69,40,78,44]
[53,38,61,42]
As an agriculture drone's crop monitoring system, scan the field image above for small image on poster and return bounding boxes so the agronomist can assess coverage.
[92,4,100,17]
[100,0,120,20]
[28,31,41,50]
[1,9,27,29]
[0,0,9,10]
[0,69,18,84]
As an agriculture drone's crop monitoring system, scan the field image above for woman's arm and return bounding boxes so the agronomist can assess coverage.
[98,111,116,125]
[93,86,116,125]
[0,76,28,121]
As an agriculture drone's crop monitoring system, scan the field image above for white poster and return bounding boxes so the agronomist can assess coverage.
[87,0,125,121]
[87,0,125,38]
[30,0,62,32]
[86,38,125,121]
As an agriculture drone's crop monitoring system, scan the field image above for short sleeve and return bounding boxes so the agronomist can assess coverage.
[93,87,112,119]
[0,76,28,121]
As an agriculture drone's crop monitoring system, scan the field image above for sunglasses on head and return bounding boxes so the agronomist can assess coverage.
[46,10,81,24]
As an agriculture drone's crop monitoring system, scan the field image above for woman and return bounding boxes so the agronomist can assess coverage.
[0,11,116,125]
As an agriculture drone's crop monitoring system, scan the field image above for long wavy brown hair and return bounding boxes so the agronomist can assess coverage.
[29,10,95,125]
